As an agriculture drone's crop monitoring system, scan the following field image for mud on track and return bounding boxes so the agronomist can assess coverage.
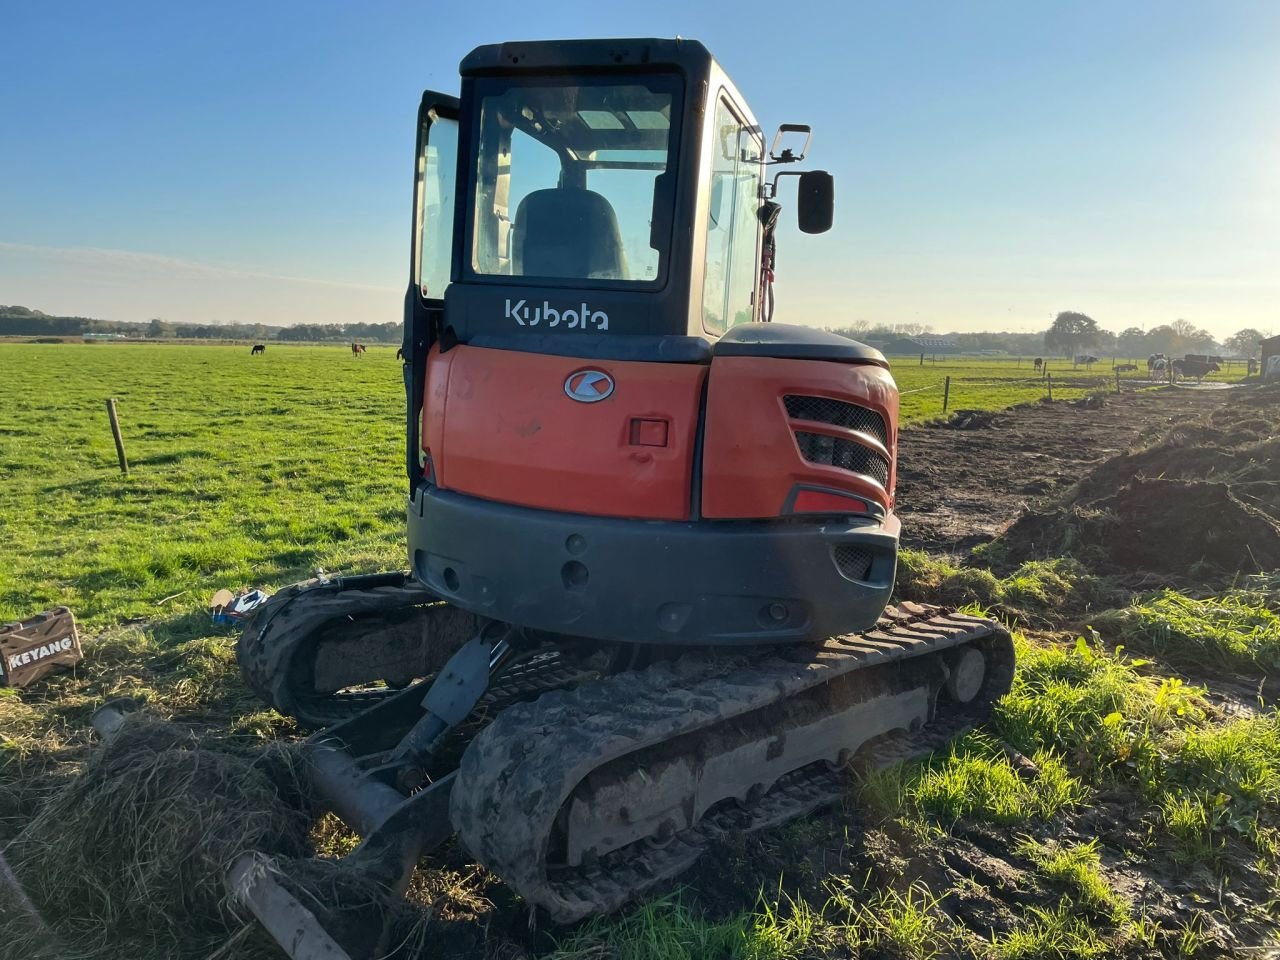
[895,388,1236,554]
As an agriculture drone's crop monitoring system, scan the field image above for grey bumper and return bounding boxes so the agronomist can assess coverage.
[408,486,898,646]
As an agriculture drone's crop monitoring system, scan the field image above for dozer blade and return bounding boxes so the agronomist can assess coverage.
[227,760,457,960]
[227,631,599,959]
[227,854,354,960]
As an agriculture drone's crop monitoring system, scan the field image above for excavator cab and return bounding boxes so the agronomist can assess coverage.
[402,38,900,646]
[234,40,1013,959]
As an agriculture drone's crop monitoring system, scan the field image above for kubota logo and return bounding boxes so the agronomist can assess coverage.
[505,298,610,331]
[564,370,615,403]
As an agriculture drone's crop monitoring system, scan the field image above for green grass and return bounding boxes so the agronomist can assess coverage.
[895,551,1110,617]
[1016,838,1129,922]
[887,357,1113,422]
[1097,589,1280,673]
[907,738,1085,825]
[0,342,408,632]
[551,892,824,960]
[1159,791,1225,865]
[989,904,1110,960]
[994,634,1205,781]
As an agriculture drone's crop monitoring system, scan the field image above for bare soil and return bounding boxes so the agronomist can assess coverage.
[895,388,1237,554]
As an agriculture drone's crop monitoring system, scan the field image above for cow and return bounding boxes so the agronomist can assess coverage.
[396,347,405,361]
[1074,354,1099,367]
[1170,358,1220,383]
[1114,363,1138,373]
[1033,357,1043,372]
[1147,353,1166,374]
[251,344,266,355]
[351,342,366,356]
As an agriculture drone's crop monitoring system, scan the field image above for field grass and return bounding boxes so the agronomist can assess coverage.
[888,356,1111,421]
[1,341,1276,960]
[0,342,407,632]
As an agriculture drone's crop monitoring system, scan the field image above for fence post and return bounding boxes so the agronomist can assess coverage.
[942,375,951,414]
[105,398,129,475]
[1046,374,1053,401]
[1115,370,1121,394]
[919,352,924,366]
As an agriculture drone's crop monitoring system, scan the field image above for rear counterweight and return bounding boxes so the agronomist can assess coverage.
[408,485,898,645]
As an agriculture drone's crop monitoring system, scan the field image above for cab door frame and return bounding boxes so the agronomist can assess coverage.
[404,91,461,483]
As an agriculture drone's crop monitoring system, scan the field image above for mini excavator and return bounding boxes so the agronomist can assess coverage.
[232,37,1013,959]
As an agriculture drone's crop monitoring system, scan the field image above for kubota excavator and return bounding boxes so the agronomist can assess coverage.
[231,37,1013,959]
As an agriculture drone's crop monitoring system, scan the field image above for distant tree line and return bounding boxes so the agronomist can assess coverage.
[827,315,1270,360]
[1043,312,1269,360]
[0,305,403,343]
[828,322,1059,357]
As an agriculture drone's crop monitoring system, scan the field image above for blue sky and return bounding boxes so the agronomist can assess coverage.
[2,1,1277,338]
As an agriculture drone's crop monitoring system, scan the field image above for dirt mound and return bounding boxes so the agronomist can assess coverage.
[992,384,1280,582]
[1069,392,1108,410]
[937,409,1002,430]
[1000,479,1280,579]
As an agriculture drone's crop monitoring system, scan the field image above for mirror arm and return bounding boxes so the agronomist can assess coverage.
[766,169,804,198]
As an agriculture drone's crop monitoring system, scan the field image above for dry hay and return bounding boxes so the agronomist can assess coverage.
[994,382,1280,583]
[1,713,311,959]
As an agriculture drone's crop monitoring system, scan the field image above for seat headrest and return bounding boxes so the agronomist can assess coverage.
[513,188,629,280]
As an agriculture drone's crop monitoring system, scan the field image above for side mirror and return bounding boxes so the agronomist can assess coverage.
[797,170,834,234]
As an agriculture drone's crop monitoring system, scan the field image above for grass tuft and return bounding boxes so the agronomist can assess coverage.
[860,732,1085,828]
[994,633,1205,781]
[895,553,1111,620]
[551,890,825,960]
[1097,589,1280,673]
[1016,838,1129,922]
[990,904,1110,959]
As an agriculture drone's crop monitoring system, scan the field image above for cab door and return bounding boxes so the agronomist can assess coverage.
[404,91,460,483]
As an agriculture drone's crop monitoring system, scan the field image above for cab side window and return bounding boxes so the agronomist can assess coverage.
[702,96,762,334]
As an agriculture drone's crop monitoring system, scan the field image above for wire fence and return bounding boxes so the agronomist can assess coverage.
[897,369,1129,417]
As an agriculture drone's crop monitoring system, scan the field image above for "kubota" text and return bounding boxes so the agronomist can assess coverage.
[505,299,609,331]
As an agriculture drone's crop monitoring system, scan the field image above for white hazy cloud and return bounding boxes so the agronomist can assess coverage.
[0,241,400,325]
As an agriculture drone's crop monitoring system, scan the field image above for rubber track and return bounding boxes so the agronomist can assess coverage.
[235,577,474,728]
[451,603,1014,922]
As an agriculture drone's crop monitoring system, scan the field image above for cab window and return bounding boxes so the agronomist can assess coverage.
[702,96,762,334]
[469,77,680,286]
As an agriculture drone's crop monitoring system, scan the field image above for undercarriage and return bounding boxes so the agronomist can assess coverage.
[232,574,1013,957]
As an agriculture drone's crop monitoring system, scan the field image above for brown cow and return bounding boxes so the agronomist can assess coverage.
[351,342,366,356]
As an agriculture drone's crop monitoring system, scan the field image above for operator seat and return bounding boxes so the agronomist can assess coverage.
[512,188,629,280]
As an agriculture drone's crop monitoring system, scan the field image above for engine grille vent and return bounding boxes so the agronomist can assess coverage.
[795,432,891,487]
[833,546,874,582]
[784,395,888,447]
